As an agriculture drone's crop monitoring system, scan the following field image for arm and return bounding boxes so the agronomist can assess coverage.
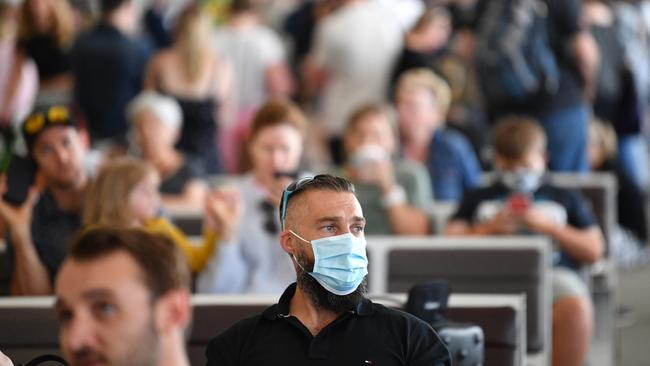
[572,30,599,100]
[445,211,518,236]
[408,319,452,366]
[146,218,218,273]
[521,210,604,263]
[265,62,295,98]
[142,56,160,91]
[161,179,209,210]
[0,184,52,295]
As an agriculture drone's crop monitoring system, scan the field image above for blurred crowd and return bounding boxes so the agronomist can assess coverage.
[1,0,650,364]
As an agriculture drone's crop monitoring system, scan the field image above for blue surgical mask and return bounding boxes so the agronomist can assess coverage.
[289,230,368,296]
[500,169,544,194]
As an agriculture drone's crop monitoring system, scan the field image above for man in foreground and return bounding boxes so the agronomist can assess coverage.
[205,174,450,365]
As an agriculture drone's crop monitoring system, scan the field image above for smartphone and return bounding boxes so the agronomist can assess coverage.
[506,193,530,214]
[2,153,37,206]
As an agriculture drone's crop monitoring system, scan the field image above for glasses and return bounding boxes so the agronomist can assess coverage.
[279,175,315,230]
[260,201,278,235]
[23,106,71,135]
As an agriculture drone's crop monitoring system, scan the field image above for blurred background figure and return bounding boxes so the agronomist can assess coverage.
[340,103,432,235]
[214,0,294,173]
[144,1,233,174]
[19,0,75,107]
[197,98,306,294]
[396,68,481,202]
[588,118,648,268]
[303,0,402,165]
[83,157,221,274]
[72,0,147,155]
[127,91,208,210]
[0,0,38,137]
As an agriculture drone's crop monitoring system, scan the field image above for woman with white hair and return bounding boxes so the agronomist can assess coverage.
[128,91,208,209]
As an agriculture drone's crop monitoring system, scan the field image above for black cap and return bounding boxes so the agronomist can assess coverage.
[21,105,76,153]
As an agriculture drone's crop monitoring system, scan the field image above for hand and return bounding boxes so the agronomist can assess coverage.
[0,350,14,366]
[204,186,243,242]
[482,210,518,235]
[519,208,558,235]
[351,159,395,192]
[0,175,40,239]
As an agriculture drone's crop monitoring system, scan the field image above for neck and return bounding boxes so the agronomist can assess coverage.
[289,285,340,336]
[106,7,132,35]
[158,332,190,366]
[50,178,87,213]
[146,150,182,177]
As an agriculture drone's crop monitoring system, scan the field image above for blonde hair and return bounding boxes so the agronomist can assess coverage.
[83,158,158,227]
[589,118,618,160]
[173,3,213,84]
[21,0,75,47]
[396,68,452,117]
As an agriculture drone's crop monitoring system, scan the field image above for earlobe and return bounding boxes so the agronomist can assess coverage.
[279,230,295,255]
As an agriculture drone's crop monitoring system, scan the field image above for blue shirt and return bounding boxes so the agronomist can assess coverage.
[427,129,482,202]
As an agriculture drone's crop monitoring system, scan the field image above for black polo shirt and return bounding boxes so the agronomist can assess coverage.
[205,283,451,366]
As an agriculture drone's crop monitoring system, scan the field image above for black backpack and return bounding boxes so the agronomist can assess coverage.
[475,0,559,105]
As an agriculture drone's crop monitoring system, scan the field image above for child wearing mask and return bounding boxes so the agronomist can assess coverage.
[446,116,604,366]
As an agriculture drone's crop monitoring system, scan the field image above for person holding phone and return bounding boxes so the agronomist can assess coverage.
[340,103,432,235]
[0,105,90,295]
[197,98,307,294]
[445,117,604,366]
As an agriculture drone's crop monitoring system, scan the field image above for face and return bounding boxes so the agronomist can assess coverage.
[285,190,365,264]
[134,110,178,159]
[420,18,451,50]
[128,173,160,225]
[55,252,161,366]
[344,113,396,156]
[32,127,87,190]
[397,87,441,141]
[249,124,303,179]
[283,189,367,311]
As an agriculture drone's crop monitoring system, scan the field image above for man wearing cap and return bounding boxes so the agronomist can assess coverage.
[205,174,450,365]
[0,105,89,295]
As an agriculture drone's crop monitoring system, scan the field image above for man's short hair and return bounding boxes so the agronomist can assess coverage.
[101,0,129,15]
[279,174,356,229]
[344,102,396,134]
[67,227,191,299]
[396,68,452,116]
[250,98,307,139]
[494,116,547,160]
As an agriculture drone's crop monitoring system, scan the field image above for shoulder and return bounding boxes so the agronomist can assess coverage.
[205,312,267,360]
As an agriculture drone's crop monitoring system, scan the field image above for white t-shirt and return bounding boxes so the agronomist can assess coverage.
[213,25,285,108]
[312,1,403,137]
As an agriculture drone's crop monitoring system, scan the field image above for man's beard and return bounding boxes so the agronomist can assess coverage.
[67,311,160,366]
[295,251,368,314]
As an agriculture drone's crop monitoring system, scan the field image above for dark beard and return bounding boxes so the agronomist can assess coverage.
[295,252,368,313]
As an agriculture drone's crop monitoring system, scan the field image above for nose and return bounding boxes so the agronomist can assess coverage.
[53,145,71,165]
[271,149,286,170]
[62,313,97,354]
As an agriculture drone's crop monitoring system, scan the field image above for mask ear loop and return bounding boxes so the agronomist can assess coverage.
[288,230,311,273]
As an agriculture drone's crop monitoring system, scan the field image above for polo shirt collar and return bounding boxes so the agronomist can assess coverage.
[262,283,374,320]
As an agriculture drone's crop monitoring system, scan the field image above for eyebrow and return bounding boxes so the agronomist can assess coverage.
[55,288,115,309]
[316,216,366,224]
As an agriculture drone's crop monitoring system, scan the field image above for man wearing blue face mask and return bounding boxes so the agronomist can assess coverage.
[446,117,604,366]
[205,174,451,365]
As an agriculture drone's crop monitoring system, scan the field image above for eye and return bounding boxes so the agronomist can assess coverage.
[92,301,116,319]
[56,308,73,325]
[352,224,365,234]
[321,225,335,233]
